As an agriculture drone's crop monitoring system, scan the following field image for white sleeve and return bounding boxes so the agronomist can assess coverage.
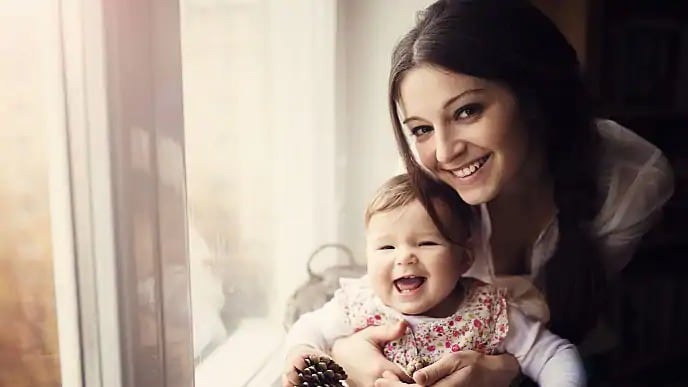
[501,306,585,387]
[593,119,675,272]
[284,287,355,353]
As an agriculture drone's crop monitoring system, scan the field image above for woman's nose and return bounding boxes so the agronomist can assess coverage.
[435,128,466,164]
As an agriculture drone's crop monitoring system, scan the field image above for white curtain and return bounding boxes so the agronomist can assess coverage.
[180,0,339,382]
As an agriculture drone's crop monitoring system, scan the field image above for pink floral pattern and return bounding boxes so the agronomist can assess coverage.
[339,278,510,374]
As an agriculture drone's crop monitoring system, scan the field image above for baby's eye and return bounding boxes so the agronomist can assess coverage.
[378,245,395,250]
[418,241,439,246]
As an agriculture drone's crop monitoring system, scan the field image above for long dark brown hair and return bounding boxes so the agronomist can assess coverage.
[388,0,606,344]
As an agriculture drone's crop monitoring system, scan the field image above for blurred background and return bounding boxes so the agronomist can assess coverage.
[0,0,686,386]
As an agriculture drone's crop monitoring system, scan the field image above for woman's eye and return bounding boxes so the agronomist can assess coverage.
[410,125,433,137]
[453,103,483,120]
[378,245,395,250]
[419,241,439,246]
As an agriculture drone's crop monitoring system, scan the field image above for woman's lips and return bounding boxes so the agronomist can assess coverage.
[450,154,491,179]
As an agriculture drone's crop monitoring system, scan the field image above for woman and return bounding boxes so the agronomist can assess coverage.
[331,0,674,386]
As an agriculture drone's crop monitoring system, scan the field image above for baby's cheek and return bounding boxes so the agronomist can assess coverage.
[367,261,389,282]
[370,277,390,300]
[368,270,391,304]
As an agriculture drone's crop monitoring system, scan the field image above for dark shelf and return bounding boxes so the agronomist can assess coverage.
[578,3,688,385]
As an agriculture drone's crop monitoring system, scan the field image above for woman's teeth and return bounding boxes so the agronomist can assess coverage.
[453,155,489,178]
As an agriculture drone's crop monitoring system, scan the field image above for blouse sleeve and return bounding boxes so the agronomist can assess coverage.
[500,306,585,386]
[284,279,358,353]
[592,119,675,273]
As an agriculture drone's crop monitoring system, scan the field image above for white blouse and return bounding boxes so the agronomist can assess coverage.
[464,119,675,322]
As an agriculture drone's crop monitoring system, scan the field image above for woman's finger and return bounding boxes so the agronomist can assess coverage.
[432,366,475,386]
[329,322,413,385]
[381,370,400,380]
[359,320,409,346]
[378,364,414,383]
[374,375,421,387]
[413,352,465,385]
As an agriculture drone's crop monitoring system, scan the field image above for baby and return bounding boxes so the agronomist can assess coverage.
[283,174,584,386]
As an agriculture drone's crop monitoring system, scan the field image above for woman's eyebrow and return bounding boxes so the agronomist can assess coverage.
[402,88,485,124]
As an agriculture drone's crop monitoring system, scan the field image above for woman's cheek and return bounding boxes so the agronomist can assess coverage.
[415,143,436,170]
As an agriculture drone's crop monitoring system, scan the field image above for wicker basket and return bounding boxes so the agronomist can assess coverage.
[283,243,366,331]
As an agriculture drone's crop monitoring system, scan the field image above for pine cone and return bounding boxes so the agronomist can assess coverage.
[404,356,431,377]
[296,355,347,387]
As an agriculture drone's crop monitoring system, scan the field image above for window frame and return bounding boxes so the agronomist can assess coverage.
[59,0,193,386]
[58,0,342,385]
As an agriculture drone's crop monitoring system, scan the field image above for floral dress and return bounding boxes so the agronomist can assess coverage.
[339,277,510,375]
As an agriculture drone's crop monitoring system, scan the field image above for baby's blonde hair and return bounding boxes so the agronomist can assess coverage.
[364,174,417,226]
[364,174,473,247]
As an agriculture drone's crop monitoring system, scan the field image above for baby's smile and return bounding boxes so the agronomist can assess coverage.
[393,275,426,294]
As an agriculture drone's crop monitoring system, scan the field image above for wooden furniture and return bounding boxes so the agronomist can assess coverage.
[534,1,688,385]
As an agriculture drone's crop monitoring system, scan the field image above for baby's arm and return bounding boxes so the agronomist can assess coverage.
[501,306,585,386]
[284,292,353,352]
[283,288,355,386]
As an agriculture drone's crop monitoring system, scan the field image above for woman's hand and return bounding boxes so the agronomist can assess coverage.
[330,321,414,387]
[414,350,519,386]
[374,370,422,387]
[374,350,519,386]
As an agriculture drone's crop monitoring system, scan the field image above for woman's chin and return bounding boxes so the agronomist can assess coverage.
[450,183,498,206]
[434,168,497,205]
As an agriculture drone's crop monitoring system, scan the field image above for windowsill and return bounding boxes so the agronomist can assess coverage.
[194,318,285,387]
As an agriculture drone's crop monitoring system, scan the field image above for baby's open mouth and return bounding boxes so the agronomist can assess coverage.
[394,276,426,293]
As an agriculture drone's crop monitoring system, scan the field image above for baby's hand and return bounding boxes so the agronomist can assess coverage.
[282,345,330,387]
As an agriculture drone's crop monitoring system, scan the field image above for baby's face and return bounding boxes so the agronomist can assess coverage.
[365,199,470,318]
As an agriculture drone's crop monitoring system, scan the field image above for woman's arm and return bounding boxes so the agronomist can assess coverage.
[594,120,675,273]
[330,321,414,386]
[502,306,585,386]
[414,351,519,386]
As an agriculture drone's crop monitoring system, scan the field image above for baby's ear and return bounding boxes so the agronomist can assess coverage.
[459,245,474,272]
[462,234,477,255]
[464,234,476,248]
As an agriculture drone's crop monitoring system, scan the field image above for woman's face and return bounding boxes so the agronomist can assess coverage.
[398,65,534,205]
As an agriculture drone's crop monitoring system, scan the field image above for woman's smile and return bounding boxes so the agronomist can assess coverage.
[400,66,530,205]
[446,153,492,179]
